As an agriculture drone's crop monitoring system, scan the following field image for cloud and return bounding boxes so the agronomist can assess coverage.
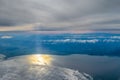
[42,35,120,43]
[0,24,35,31]
[111,36,120,39]
[0,0,120,31]
[1,35,13,39]
[0,54,6,61]
[43,39,99,43]
[0,54,93,80]
[43,39,120,43]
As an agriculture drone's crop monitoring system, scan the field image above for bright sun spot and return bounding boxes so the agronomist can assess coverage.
[27,54,52,65]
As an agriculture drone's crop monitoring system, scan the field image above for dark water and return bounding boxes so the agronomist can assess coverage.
[52,54,120,80]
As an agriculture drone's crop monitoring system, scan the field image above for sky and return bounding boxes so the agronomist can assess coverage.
[0,0,120,31]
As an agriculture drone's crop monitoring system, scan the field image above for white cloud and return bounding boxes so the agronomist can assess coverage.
[43,39,99,43]
[103,39,120,42]
[43,36,120,43]
[1,36,13,39]
[111,36,120,39]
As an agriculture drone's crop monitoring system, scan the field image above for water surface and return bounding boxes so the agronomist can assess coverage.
[52,54,120,80]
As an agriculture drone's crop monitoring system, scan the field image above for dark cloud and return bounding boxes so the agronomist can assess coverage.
[0,0,38,26]
[35,26,71,31]
[0,0,120,31]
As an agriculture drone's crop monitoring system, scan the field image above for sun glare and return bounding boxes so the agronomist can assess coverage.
[27,54,52,65]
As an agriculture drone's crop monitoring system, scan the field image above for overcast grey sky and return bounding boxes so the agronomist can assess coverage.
[0,0,120,31]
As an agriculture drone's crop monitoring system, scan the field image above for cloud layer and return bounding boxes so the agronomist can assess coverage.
[0,54,93,80]
[0,0,120,31]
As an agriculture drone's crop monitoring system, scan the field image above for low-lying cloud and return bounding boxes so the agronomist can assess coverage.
[1,35,13,39]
